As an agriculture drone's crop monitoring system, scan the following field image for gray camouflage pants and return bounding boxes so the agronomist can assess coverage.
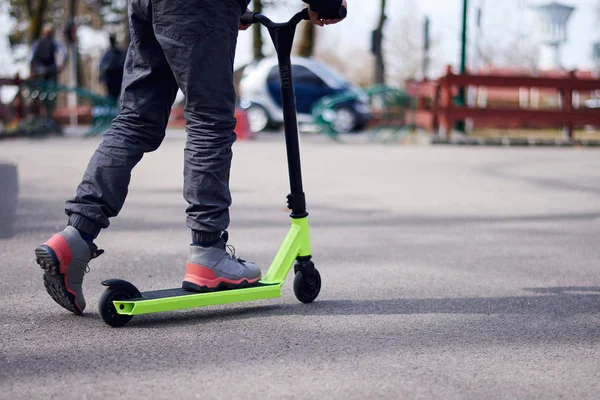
[65,0,244,238]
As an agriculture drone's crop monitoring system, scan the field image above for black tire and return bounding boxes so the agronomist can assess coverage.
[293,268,321,304]
[246,104,272,133]
[332,106,357,133]
[98,287,136,327]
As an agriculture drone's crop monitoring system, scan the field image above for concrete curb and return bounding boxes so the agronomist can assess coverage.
[431,137,600,147]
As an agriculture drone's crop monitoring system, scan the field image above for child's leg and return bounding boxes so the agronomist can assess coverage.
[36,0,179,314]
[64,0,179,239]
[152,0,241,240]
[152,0,261,291]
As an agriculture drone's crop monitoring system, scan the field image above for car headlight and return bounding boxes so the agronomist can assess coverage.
[239,99,252,109]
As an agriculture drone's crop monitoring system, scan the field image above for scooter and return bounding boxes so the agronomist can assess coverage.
[98,5,347,327]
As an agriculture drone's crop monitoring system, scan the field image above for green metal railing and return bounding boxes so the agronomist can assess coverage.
[4,79,117,138]
[311,84,415,142]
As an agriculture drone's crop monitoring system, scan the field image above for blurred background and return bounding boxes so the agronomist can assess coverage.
[0,0,599,141]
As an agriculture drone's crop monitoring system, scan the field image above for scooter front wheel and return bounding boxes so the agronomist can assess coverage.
[99,287,136,327]
[293,268,321,304]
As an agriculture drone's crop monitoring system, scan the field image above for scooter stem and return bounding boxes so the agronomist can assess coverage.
[266,23,308,218]
[242,10,312,218]
[243,7,345,217]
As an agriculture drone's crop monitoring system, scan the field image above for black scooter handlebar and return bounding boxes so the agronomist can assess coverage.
[240,6,346,27]
[318,6,347,20]
[239,7,348,207]
[239,11,259,26]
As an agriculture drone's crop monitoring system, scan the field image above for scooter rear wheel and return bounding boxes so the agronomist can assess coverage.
[293,268,321,304]
[99,287,136,327]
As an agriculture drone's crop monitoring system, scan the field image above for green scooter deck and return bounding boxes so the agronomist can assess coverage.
[113,282,282,316]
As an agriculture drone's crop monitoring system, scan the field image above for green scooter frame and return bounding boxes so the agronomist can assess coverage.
[98,7,346,327]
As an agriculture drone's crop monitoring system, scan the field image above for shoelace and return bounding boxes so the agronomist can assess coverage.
[84,247,105,274]
[226,244,246,263]
[222,231,246,263]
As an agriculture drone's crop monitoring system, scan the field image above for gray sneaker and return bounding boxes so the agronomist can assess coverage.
[182,233,261,292]
[34,226,103,314]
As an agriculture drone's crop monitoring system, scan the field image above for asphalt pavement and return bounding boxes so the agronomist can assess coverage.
[1,131,599,399]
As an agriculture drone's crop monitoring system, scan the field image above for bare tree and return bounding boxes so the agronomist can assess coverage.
[373,0,387,84]
[296,0,321,58]
[382,0,430,86]
[312,0,428,88]
[8,0,50,43]
[315,40,374,87]
[252,0,265,60]
[477,29,538,71]
[250,0,298,60]
[297,19,316,57]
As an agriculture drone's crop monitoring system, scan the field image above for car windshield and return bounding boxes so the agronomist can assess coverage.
[308,62,349,89]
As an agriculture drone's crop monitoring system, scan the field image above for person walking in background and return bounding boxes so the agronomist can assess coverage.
[99,35,126,101]
[29,24,67,120]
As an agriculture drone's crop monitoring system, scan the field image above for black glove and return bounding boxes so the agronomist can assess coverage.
[303,0,345,19]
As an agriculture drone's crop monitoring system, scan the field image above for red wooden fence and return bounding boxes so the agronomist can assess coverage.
[407,66,600,139]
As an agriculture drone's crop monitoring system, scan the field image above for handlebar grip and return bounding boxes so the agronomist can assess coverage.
[312,4,347,20]
[240,11,256,25]
[300,8,310,20]
[320,6,347,20]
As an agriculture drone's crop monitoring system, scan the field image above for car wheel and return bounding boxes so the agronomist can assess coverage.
[246,104,271,133]
[333,107,357,133]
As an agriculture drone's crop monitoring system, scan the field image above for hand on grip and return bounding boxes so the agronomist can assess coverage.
[308,0,347,27]
[239,11,256,27]
[319,6,347,20]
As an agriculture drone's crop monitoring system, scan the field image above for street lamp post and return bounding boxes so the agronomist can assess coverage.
[456,0,468,133]
[460,0,468,77]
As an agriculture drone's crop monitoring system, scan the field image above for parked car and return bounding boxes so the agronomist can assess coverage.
[239,56,371,133]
